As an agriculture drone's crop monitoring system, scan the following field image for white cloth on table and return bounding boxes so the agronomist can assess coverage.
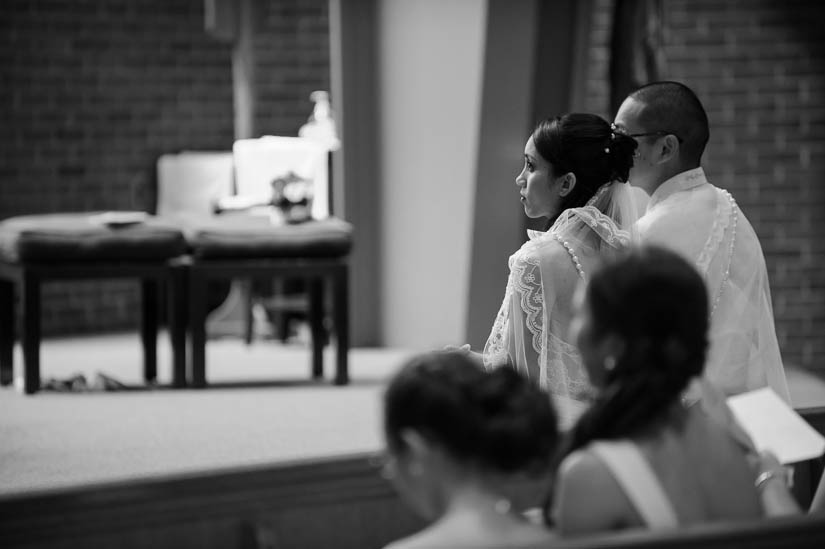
[232,136,330,220]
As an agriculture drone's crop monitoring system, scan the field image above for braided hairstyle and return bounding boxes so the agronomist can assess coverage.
[562,245,708,457]
[532,113,637,221]
[384,351,558,475]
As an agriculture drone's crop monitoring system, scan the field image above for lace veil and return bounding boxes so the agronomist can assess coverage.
[483,181,642,428]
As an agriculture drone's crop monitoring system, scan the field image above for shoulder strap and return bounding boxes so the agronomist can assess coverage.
[590,440,679,529]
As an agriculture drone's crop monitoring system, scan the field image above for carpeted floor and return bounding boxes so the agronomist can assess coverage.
[2,332,824,498]
[0,332,416,496]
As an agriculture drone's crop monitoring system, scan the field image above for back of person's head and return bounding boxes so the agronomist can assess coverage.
[564,245,708,455]
[628,81,709,167]
[532,113,637,214]
[384,350,558,475]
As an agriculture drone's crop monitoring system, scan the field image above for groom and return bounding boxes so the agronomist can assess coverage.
[613,81,790,402]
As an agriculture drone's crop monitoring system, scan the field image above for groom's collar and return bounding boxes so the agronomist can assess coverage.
[647,167,708,212]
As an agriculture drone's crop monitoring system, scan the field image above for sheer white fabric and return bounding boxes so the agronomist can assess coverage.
[484,182,640,428]
[636,168,790,402]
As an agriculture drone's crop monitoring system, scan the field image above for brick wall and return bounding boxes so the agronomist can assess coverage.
[0,0,329,335]
[584,0,825,372]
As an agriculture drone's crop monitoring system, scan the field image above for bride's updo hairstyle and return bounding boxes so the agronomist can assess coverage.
[384,351,558,475]
[532,113,637,215]
[561,245,708,459]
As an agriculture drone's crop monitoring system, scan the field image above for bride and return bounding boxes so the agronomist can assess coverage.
[482,113,641,427]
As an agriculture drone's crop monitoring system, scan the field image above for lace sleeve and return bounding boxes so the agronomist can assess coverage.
[483,246,543,382]
[514,254,545,357]
[484,238,582,390]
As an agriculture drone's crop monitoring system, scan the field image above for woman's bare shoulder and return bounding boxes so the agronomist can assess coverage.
[559,448,614,485]
[554,447,635,534]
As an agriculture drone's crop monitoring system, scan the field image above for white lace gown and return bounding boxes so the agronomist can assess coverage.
[484,184,635,428]
[637,167,790,402]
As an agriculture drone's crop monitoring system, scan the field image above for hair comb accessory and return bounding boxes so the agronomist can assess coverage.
[607,123,618,148]
[610,122,631,139]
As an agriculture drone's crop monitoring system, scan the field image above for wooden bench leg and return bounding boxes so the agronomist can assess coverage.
[0,278,14,386]
[333,266,349,385]
[189,272,208,388]
[242,279,254,346]
[21,272,40,394]
[168,264,187,388]
[141,279,158,383]
[309,278,325,379]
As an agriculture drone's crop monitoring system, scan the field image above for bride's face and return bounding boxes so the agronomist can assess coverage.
[516,137,562,219]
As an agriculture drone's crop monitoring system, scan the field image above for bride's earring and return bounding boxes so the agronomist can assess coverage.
[604,356,617,371]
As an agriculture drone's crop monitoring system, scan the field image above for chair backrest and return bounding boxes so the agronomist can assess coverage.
[156,151,235,217]
[232,136,330,220]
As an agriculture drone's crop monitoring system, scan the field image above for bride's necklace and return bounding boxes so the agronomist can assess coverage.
[553,233,586,281]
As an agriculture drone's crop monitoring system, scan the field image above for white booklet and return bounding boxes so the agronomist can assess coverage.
[727,387,825,464]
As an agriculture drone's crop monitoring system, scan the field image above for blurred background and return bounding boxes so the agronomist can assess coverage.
[1,0,823,376]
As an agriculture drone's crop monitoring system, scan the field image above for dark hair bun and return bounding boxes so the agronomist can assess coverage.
[532,113,638,216]
[607,132,637,183]
[384,351,558,474]
[472,366,558,473]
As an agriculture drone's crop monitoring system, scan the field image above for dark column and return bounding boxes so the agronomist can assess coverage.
[329,0,381,346]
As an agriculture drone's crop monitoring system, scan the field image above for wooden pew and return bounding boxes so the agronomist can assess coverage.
[560,515,825,548]
[2,407,824,549]
[1,451,824,549]
[0,453,424,549]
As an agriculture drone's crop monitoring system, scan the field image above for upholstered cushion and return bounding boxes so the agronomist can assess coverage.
[0,212,187,263]
[185,216,353,259]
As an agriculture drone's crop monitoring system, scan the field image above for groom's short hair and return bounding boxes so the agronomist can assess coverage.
[629,81,710,167]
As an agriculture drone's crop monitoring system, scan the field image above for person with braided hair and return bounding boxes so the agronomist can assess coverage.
[551,246,796,535]
[478,113,643,428]
[380,350,558,549]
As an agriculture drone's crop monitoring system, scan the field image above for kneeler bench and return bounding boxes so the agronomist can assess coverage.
[0,213,188,394]
[183,215,353,387]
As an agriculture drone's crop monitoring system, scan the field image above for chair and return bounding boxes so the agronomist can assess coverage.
[155,151,235,219]
[155,151,244,338]
[0,213,188,394]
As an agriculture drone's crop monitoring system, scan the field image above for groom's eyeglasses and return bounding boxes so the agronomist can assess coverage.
[628,131,684,143]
